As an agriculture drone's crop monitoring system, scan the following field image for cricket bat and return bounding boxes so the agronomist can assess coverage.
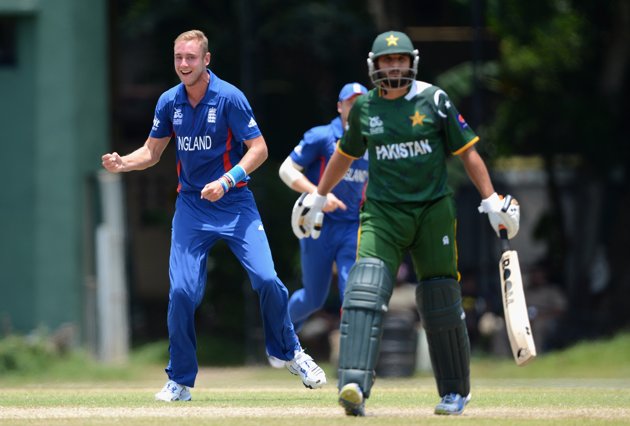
[498,228,537,366]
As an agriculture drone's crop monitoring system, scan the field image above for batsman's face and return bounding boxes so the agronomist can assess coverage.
[174,40,210,86]
[377,54,411,78]
[375,54,413,90]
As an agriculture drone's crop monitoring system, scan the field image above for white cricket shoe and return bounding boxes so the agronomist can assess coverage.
[267,354,287,369]
[286,350,327,389]
[155,380,192,402]
[434,392,471,415]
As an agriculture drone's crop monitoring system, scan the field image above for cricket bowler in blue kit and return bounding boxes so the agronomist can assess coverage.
[279,83,369,333]
[102,29,326,402]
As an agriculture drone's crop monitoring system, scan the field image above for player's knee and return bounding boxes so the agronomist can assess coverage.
[252,275,289,298]
[169,286,197,307]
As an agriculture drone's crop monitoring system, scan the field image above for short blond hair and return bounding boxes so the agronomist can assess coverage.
[174,30,209,54]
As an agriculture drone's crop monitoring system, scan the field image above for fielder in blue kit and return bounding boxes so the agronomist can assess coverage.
[279,83,369,333]
[102,30,326,402]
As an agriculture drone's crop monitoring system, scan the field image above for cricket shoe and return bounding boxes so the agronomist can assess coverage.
[267,353,287,369]
[434,392,471,415]
[155,380,192,402]
[286,350,327,389]
[338,383,365,417]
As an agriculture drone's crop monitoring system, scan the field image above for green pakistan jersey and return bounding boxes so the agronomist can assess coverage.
[338,81,479,203]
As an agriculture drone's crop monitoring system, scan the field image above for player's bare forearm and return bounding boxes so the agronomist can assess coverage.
[101,136,169,173]
[317,151,353,195]
[459,146,495,198]
[291,176,318,194]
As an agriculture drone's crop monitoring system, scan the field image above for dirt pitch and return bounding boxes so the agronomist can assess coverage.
[2,406,629,420]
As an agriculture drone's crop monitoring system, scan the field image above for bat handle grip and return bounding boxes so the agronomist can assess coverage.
[499,227,510,252]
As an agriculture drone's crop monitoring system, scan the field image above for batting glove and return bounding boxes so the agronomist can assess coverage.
[478,192,520,239]
[291,192,326,239]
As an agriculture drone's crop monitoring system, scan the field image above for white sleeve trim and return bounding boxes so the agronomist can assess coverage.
[279,156,304,187]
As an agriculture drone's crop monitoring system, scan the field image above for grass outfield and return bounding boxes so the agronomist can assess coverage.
[0,334,629,425]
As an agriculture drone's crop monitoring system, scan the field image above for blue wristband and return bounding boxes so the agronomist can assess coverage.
[218,176,230,193]
[225,165,247,187]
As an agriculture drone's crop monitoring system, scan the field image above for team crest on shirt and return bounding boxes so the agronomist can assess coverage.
[207,107,217,123]
[173,108,183,125]
[369,116,384,134]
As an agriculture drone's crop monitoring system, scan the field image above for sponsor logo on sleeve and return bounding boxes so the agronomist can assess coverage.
[457,114,469,129]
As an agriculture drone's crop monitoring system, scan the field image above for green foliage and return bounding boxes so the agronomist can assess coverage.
[0,333,58,375]
[482,0,623,168]
[132,338,246,367]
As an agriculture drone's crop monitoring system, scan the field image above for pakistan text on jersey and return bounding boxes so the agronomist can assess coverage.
[343,168,368,183]
[177,136,212,151]
[375,140,432,160]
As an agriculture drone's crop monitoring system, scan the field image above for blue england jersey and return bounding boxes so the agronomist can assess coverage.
[149,70,261,192]
[290,117,368,221]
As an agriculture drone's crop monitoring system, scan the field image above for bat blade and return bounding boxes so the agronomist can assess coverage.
[499,248,537,366]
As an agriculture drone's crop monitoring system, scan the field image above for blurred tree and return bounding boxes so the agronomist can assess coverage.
[475,0,629,334]
[487,0,630,335]
[437,0,629,335]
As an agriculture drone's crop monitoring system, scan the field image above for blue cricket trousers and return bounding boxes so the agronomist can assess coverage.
[165,189,300,387]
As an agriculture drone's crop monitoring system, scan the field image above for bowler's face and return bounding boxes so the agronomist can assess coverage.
[174,40,210,86]
[338,95,361,127]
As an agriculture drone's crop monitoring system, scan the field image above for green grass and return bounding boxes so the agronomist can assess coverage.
[472,332,630,379]
[0,333,629,425]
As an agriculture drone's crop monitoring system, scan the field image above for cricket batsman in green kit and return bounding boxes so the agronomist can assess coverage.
[292,31,520,416]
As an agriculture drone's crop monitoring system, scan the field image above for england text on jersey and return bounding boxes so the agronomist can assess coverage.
[177,135,213,151]
[343,168,369,183]
[375,140,432,160]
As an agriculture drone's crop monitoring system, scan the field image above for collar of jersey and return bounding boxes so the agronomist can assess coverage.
[174,69,219,107]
